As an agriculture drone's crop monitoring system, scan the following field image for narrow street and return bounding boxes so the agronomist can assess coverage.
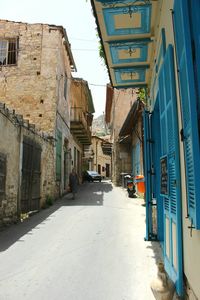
[0,181,161,300]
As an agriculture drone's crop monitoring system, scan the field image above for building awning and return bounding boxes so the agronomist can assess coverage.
[105,84,114,123]
[119,99,144,137]
[90,0,158,88]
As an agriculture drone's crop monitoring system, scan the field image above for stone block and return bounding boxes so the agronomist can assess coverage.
[151,262,175,300]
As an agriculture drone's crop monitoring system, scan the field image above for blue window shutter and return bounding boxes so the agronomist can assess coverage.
[131,147,135,175]
[143,110,152,240]
[158,45,183,296]
[174,0,200,229]
[136,142,140,175]
[189,1,200,117]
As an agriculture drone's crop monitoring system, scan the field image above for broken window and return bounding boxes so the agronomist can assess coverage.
[0,154,6,204]
[0,38,18,66]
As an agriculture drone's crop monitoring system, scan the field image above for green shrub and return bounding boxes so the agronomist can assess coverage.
[45,195,54,207]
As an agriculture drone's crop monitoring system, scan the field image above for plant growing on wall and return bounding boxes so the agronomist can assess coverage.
[98,42,106,65]
[137,88,148,105]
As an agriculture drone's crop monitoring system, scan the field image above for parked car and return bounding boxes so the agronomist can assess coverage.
[83,170,102,182]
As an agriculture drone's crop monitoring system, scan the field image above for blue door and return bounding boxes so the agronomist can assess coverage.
[143,110,153,241]
[158,45,183,296]
[143,101,164,242]
[173,0,200,230]
[151,98,163,242]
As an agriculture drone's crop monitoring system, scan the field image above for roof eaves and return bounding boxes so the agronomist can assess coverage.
[90,0,112,85]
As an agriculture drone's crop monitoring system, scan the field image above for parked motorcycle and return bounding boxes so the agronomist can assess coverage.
[125,175,136,198]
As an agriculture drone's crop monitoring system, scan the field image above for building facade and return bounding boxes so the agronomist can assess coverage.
[70,78,95,181]
[105,85,138,185]
[118,99,145,196]
[0,19,76,197]
[90,135,112,178]
[91,0,200,298]
[0,102,55,226]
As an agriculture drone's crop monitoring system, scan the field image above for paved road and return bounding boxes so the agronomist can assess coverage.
[0,181,161,300]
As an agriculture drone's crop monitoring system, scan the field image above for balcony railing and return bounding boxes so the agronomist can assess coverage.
[70,107,92,145]
[101,141,112,155]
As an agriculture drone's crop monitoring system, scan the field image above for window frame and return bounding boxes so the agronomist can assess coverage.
[0,38,18,66]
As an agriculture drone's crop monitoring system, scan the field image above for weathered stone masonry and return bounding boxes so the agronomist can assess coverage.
[0,102,55,226]
[0,20,76,196]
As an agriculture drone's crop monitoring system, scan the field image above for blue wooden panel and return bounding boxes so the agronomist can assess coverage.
[131,146,135,175]
[103,5,151,36]
[97,0,143,4]
[143,110,152,240]
[151,100,164,242]
[135,142,140,174]
[189,0,200,117]
[174,0,200,229]
[158,45,183,296]
[114,67,147,85]
[109,41,148,64]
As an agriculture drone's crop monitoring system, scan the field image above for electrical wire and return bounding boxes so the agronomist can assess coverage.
[72,48,98,51]
[70,38,97,42]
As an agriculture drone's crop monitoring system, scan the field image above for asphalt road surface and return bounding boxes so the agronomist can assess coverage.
[0,181,161,300]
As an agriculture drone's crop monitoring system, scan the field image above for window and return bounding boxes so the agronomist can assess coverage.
[0,38,18,66]
[0,154,6,204]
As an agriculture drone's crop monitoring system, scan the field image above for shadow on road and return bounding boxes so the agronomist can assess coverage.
[0,180,113,252]
[65,181,113,206]
[146,241,163,264]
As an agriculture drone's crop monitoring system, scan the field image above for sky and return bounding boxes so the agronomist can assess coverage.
[0,0,109,117]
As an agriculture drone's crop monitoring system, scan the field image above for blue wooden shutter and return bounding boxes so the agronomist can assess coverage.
[131,146,135,175]
[173,0,200,229]
[158,45,183,296]
[135,142,140,175]
[143,110,152,240]
[188,0,200,117]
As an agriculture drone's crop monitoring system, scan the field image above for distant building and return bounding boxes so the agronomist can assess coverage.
[105,85,138,185]
[90,135,112,178]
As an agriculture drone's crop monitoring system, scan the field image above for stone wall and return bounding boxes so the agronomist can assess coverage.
[0,103,56,226]
[0,104,20,225]
[0,20,58,133]
[0,20,74,196]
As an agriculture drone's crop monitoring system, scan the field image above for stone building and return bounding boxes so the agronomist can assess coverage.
[118,99,145,196]
[0,102,55,226]
[70,78,95,180]
[105,85,138,185]
[91,135,112,178]
[0,19,76,197]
